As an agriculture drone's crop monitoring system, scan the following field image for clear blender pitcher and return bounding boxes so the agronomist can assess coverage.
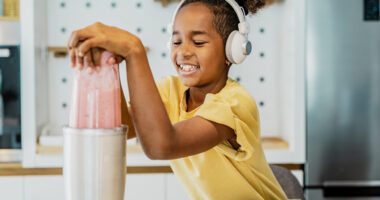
[64,51,127,200]
[69,51,121,128]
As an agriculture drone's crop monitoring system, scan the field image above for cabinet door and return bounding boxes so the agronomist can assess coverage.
[24,175,64,200]
[0,176,23,200]
[125,174,165,200]
[166,174,189,200]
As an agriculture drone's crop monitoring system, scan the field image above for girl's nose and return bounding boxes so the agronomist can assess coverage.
[177,43,193,59]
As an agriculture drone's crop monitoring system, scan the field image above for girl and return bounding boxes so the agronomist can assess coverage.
[68,0,287,199]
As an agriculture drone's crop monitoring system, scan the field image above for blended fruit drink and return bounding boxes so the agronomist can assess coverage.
[69,52,121,128]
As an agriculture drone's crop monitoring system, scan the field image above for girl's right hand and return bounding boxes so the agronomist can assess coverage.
[67,22,145,68]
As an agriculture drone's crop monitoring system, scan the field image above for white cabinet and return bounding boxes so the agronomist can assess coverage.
[125,174,166,200]
[166,174,189,200]
[24,175,64,200]
[0,176,23,200]
[124,173,190,200]
[10,173,186,200]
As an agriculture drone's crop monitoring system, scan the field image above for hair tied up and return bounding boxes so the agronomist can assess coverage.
[236,0,266,15]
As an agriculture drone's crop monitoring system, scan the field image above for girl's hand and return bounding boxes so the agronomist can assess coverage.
[67,22,144,67]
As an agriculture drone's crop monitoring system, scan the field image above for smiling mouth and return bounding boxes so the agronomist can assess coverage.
[178,64,200,72]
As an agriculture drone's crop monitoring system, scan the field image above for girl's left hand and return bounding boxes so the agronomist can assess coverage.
[67,22,144,67]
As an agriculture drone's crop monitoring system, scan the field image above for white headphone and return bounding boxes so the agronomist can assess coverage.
[168,0,252,64]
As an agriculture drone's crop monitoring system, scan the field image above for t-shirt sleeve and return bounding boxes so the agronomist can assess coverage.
[195,93,260,161]
[125,78,167,106]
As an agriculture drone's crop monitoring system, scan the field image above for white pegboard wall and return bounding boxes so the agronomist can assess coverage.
[232,4,286,137]
[47,0,177,78]
[45,0,303,141]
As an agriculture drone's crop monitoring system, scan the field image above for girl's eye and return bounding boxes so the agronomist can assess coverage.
[194,41,206,46]
[172,41,181,46]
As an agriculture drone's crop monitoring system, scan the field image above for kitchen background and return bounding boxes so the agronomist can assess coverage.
[0,0,379,199]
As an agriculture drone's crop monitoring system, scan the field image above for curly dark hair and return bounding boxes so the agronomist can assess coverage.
[178,0,265,46]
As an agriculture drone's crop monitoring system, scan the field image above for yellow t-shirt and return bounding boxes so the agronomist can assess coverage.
[157,76,287,200]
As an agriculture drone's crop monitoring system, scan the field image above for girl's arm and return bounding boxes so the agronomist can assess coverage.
[68,23,236,159]
[120,85,136,139]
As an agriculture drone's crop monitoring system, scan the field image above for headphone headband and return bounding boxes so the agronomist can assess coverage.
[170,0,249,34]
[225,0,246,23]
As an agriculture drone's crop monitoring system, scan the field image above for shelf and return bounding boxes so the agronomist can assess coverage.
[47,46,67,58]
[0,16,19,21]
[261,137,289,149]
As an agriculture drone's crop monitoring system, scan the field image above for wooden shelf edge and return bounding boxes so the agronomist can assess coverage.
[261,137,289,150]
[47,46,68,58]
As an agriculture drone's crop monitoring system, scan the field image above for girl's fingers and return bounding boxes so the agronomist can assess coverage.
[84,50,94,67]
[77,38,103,59]
[108,57,116,64]
[67,23,110,68]
[69,48,76,67]
[76,48,84,69]
[108,55,124,65]
[68,29,92,49]
[92,47,103,67]
[115,55,124,64]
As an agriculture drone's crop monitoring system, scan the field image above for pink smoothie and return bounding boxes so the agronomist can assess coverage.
[69,52,121,128]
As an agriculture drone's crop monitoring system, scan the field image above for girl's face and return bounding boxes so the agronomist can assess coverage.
[170,2,228,88]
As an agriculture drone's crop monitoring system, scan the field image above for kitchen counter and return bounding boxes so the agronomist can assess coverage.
[1,135,299,176]
[0,162,302,176]
[1,136,298,172]
[0,163,173,176]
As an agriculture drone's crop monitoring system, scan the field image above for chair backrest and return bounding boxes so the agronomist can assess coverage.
[270,164,305,200]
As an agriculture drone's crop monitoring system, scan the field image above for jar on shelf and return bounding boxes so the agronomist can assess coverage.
[3,0,19,17]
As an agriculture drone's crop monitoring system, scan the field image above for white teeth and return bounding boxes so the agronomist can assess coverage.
[179,64,198,72]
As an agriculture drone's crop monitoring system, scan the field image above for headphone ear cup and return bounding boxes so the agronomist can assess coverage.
[225,31,248,64]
